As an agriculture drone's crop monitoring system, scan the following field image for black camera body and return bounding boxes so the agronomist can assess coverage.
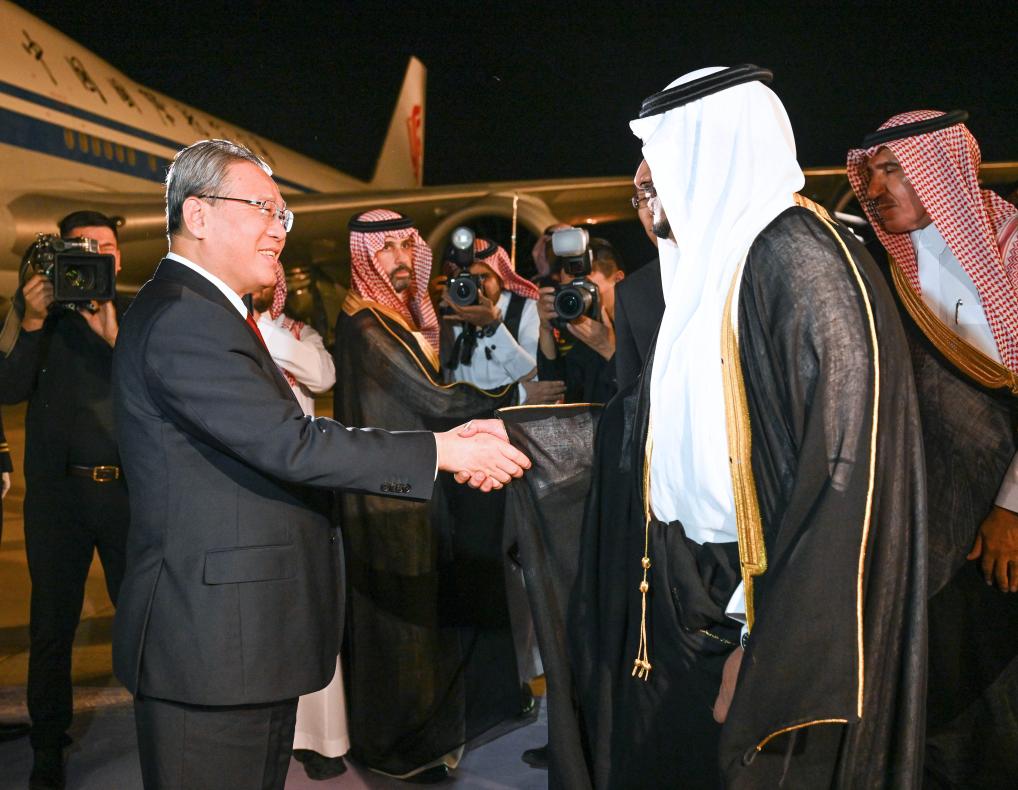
[443,226,486,307]
[21,234,116,303]
[446,272,483,307]
[551,226,600,325]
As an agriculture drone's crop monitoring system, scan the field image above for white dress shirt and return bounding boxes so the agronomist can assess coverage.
[910,224,1018,511]
[448,291,540,402]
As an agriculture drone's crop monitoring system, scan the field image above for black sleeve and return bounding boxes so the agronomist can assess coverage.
[0,328,45,404]
[142,300,437,499]
[342,311,518,428]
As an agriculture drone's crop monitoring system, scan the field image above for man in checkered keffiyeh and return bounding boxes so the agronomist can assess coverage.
[849,111,1018,787]
[333,211,524,780]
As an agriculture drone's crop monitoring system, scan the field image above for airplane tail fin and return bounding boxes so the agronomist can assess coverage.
[371,57,426,189]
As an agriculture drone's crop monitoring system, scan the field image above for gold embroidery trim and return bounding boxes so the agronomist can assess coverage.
[497,402,599,412]
[754,718,849,752]
[889,260,1018,395]
[721,254,767,630]
[792,192,833,222]
[341,293,514,398]
[698,628,738,647]
[816,215,879,719]
[342,292,441,372]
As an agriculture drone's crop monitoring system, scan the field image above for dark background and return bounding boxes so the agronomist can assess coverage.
[20,0,1018,186]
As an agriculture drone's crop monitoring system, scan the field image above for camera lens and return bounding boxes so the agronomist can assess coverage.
[554,286,592,321]
[63,267,95,289]
[449,276,478,306]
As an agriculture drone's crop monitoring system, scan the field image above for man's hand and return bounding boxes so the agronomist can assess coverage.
[537,286,557,330]
[968,505,1018,592]
[569,306,615,360]
[519,369,565,405]
[21,273,54,332]
[79,300,119,347]
[435,420,530,492]
[441,294,501,328]
[1,471,10,500]
[713,645,744,723]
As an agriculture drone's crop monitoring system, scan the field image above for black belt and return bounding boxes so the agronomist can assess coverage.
[67,464,121,483]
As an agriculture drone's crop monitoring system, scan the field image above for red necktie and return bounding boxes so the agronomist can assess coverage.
[246,312,268,350]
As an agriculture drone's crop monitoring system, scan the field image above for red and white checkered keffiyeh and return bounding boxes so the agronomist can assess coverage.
[847,110,1018,369]
[269,262,304,387]
[474,239,540,301]
[349,209,440,351]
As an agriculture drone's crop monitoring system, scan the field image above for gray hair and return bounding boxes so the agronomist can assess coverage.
[165,139,272,237]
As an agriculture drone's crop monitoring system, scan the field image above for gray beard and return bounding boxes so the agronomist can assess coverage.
[653,217,672,240]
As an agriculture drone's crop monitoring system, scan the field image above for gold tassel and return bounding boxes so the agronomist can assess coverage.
[632,423,654,681]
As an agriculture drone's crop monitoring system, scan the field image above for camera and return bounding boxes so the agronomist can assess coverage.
[551,227,600,324]
[445,226,482,307]
[20,234,116,303]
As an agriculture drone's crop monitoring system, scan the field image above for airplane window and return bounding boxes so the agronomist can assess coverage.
[127,149,136,166]
[78,132,88,153]
[103,140,113,160]
[115,144,125,163]
[90,136,101,157]
[63,129,74,150]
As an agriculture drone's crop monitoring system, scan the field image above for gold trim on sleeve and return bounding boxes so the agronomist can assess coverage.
[721,255,767,630]
[816,215,879,719]
[754,718,849,753]
[341,292,515,398]
[889,260,1018,395]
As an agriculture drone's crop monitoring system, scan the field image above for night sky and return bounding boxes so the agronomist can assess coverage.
[20,1,1018,185]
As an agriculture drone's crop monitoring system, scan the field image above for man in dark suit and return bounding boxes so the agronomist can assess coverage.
[2,210,128,789]
[614,159,667,392]
[112,139,528,790]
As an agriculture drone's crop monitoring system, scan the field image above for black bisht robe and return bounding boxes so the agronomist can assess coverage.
[333,302,521,776]
[512,207,928,788]
[882,258,1018,789]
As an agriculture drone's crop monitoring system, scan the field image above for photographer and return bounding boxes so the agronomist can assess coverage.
[2,211,128,789]
[536,235,625,403]
[443,237,565,405]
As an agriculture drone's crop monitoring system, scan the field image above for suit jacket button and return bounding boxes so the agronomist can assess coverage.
[381,483,391,493]
[403,484,411,493]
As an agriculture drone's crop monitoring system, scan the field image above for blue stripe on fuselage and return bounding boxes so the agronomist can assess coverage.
[0,80,317,193]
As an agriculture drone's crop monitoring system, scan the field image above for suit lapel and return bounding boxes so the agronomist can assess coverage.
[153,259,300,404]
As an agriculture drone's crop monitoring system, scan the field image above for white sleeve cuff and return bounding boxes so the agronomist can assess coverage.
[517,382,528,405]
[994,451,1018,512]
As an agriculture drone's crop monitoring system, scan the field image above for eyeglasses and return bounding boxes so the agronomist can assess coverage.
[631,185,657,210]
[199,195,294,232]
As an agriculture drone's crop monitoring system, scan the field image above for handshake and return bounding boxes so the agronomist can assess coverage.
[434,419,530,492]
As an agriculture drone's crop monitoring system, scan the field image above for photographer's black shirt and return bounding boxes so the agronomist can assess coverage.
[537,325,616,404]
[3,303,122,481]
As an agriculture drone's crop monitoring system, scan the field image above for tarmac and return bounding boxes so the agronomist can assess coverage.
[0,401,549,789]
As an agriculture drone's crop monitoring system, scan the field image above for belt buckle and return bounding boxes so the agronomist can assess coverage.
[91,465,120,483]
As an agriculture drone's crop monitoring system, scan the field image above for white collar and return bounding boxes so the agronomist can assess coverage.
[165,251,248,318]
[910,223,948,257]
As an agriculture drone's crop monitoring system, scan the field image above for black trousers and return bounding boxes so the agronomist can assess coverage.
[24,475,129,748]
[134,695,298,790]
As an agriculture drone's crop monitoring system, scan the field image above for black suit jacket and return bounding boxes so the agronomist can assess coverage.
[613,258,664,393]
[112,258,436,705]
